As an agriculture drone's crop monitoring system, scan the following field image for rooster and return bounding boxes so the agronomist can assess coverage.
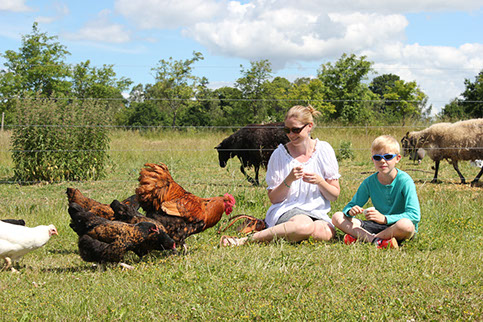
[68,203,175,268]
[135,163,235,246]
[0,221,58,272]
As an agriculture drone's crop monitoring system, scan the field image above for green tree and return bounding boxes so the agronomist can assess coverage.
[441,70,483,120]
[178,77,219,126]
[125,100,167,128]
[369,74,401,98]
[317,53,376,123]
[382,80,428,123]
[461,70,483,118]
[212,86,245,126]
[235,60,273,123]
[148,51,204,127]
[287,78,335,119]
[72,60,132,120]
[71,60,132,99]
[370,74,428,122]
[0,23,71,123]
[264,76,293,121]
[369,74,400,114]
[440,98,467,120]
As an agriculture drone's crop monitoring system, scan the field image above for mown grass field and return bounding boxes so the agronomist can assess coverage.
[0,127,481,321]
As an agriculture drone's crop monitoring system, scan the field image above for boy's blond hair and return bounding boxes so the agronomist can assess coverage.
[371,135,400,154]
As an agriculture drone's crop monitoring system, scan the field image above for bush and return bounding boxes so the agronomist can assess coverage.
[337,140,354,160]
[11,96,110,182]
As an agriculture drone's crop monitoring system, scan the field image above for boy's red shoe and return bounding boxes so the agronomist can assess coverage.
[344,234,357,245]
[374,237,399,250]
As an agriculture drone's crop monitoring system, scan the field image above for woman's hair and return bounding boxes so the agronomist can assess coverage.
[371,135,400,154]
[285,105,321,125]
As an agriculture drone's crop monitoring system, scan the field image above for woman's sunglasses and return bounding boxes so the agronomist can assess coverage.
[283,123,309,134]
[372,153,398,161]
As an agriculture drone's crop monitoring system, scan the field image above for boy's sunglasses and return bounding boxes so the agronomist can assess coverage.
[283,123,309,134]
[372,153,398,161]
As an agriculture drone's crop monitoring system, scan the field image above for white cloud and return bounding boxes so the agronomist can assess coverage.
[0,0,31,12]
[367,43,483,112]
[34,2,69,25]
[113,0,482,113]
[114,0,223,29]
[63,9,132,44]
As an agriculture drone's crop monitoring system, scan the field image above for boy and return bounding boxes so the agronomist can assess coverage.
[332,135,420,249]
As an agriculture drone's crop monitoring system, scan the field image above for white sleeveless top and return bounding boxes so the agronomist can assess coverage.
[264,139,341,227]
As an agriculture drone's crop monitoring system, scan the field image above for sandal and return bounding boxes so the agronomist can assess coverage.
[220,235,249,247]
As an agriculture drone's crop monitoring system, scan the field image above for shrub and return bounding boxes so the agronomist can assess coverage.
[11,95,110,182]
[337,140,354,160]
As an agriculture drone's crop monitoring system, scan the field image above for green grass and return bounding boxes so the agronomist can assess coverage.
[0,128,481,321]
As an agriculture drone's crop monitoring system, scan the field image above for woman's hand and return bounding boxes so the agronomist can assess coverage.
[302,172,322,185]
[285,166,304,186]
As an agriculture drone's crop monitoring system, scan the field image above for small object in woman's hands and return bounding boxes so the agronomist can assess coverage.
[363,207,375,215]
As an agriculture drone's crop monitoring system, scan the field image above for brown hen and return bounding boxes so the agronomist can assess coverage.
[135,163,235,246]
[68,202,175,265]
[66,188,169,234]
[66,188,140,219]
[66,188,116,220]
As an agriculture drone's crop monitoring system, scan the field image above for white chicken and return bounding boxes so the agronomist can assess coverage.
[0,221,58,272]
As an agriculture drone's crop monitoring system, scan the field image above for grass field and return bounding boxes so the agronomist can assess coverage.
[0,127,481,321]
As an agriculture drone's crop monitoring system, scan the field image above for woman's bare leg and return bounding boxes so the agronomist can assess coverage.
[311,220,336,241]
[252,214,316,243]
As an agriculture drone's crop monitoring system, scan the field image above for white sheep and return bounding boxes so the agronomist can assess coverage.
[401,119,483,186]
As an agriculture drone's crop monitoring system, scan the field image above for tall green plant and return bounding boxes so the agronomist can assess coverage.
[11,96,110,182]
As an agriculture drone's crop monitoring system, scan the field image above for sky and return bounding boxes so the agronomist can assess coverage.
[0,0,482,116]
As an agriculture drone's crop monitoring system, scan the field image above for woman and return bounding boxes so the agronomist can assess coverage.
[221,105,340,246]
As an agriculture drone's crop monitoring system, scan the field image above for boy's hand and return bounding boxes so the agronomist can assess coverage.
[348,205,364,217]
[363,207,387,224]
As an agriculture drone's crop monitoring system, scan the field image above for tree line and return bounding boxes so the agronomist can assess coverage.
[1,23,482,129]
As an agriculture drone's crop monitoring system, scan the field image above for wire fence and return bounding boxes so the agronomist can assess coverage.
[1,122,482,185]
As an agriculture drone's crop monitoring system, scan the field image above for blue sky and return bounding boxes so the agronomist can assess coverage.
[1,0,482,115]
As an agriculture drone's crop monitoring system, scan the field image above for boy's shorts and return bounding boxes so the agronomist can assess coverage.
[360,220,417,244]
[360,220,392,234]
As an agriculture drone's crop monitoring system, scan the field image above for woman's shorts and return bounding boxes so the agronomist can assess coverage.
[275,207,320,225]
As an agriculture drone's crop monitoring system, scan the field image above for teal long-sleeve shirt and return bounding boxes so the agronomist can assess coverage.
[342,169,421,232]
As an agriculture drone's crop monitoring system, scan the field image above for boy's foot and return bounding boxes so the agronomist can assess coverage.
[373,237,399,250]
[344,234,357,245]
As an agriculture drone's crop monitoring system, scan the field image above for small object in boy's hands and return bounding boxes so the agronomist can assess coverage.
[363,207,375,215]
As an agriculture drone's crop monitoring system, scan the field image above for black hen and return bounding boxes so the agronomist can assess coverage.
[68,203,175,264]
[1,219,26,226]
[109,200,168,232]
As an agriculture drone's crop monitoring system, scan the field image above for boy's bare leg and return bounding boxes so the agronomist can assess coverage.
[374,218,415,241]
[331,212,375,243]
